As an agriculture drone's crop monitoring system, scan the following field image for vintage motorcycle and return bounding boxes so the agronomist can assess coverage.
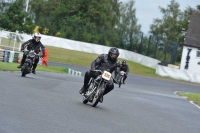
[21,50,40,77]
[118,71,126,88]
[82,70,116,107]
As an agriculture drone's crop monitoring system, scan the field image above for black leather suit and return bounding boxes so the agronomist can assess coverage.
[119,64,129,81]
[83,54,120,95]
[20,39,45,70]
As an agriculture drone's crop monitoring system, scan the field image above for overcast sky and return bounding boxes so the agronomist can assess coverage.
[120,0,199,34]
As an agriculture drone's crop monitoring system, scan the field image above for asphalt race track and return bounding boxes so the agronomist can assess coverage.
[0,67,200,133]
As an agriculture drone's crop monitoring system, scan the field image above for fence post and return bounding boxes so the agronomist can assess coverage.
[146,35,151,56]
[154,36,158,58]
[170,42,178,64]
[0,30,2,46]
[138,32,143,54]
[163,41,168,62]
[13,33,17,51]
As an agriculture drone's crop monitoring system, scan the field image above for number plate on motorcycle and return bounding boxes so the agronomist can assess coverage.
[102,71,111,80]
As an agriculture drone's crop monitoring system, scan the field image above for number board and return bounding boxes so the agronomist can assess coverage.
[102,71,111,80]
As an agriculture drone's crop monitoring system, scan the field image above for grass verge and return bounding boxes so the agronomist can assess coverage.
[46,46,157,77]
[0,46,197,83]
[177,92,200,106]
[45,46,187,80]
[0,62,66,74]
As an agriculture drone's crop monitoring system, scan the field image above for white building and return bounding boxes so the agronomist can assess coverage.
[180,10,200,74]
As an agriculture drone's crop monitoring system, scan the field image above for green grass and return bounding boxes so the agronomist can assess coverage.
[0,37,174,78]
[46,46,178,79]
[177,92,200,106]
[46,46,157,76]
[46,46,99,67]
[0,62,67,74]
[0,45,197,83]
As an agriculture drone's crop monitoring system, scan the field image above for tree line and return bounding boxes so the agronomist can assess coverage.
[0,0,199,54]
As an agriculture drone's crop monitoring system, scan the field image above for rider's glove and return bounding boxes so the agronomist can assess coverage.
[40,54,44,58]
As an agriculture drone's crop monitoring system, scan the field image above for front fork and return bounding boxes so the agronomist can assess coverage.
[25,59,33,72]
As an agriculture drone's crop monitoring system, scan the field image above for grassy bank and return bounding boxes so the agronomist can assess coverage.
[0,45,195,82]
[177,92,200,106]
[46,46,157,77]
[0,62,66,73]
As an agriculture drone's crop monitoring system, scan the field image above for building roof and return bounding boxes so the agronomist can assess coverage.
[184,10,200,49]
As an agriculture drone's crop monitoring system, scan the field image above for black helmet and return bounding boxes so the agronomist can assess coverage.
[108,47,119,60]
[122,60,126,65]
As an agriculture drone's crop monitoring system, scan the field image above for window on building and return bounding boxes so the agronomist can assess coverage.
[197,51,200,57]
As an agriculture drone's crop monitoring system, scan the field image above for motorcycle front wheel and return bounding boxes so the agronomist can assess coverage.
[21,63,29,77]
[92,83,105,107]
[119,76,123,88]
[83,96,88,104]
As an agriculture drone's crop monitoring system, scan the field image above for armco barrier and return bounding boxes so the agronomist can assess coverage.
[65,68,82,77]
[0,49,4,61]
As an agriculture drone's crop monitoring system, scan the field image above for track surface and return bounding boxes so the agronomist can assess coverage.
[0,65,200,133]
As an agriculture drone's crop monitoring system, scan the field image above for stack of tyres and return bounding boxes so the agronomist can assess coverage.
[3,50,10,62]
[13,52,19,63]
[8,51,14,62]
[0,49,4,62]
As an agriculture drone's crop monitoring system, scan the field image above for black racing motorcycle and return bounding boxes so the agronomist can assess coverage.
[21,50,40,77]
[82,70,116,107]
[118,71,126,88]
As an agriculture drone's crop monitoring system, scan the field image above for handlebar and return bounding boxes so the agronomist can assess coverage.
[90,69,103,73]
[24,50,41,57]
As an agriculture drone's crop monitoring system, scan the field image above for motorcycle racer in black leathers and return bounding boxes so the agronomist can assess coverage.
[79,47,121,99]
[17,32,45,74]
[119,60,129,84]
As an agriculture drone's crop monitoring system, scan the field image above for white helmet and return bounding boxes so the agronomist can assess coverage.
[34,32,41,42]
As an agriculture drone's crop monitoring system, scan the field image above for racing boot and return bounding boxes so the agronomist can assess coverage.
[32,69,36,74]
[17,64,22,68]
[123,80,125,84]
[99,96,103,103]
[79,86,87,94]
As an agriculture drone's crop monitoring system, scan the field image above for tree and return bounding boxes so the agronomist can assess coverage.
[29,0,122,46]
[149,0,182,43]
[0,0,34,33]
[197,5,200,10]
[118,0,141,50]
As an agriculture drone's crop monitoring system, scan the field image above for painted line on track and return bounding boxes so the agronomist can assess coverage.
[174,91,200,110]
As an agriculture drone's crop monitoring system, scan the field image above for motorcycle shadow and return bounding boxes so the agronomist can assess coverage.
[77,101,109,110]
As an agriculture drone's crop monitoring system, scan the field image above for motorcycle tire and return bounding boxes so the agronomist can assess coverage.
[83,97,88,104]
[82,79,94,104]
[21,63,28,77]
[92,83,105,107]
[119,76,123,88]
